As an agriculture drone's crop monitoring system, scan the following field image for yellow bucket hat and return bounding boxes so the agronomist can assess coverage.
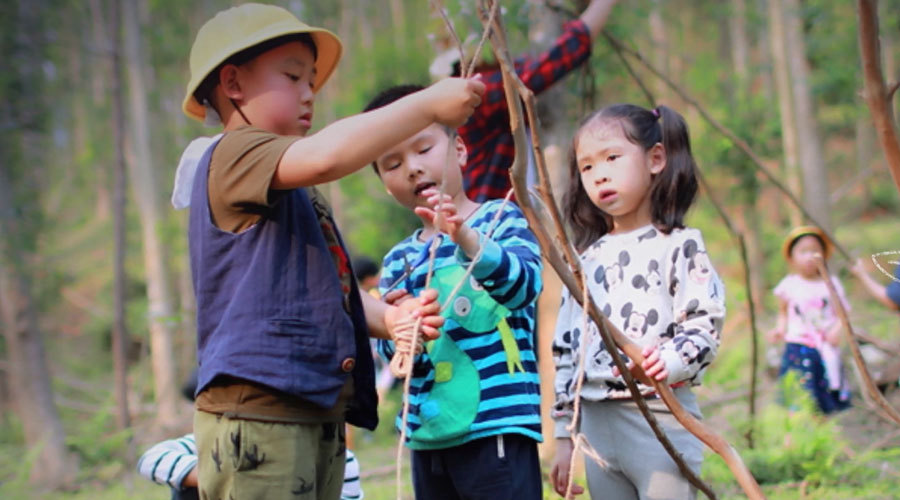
[782,225,832,260]
[183,3,342,122]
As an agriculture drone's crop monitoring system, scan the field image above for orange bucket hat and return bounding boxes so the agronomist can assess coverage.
[781,225,833,260]
[183,3,342,122]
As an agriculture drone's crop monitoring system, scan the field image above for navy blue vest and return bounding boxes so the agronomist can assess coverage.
[189,138,377,430]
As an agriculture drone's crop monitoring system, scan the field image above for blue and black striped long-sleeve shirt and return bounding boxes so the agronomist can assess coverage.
[378,199,543,450]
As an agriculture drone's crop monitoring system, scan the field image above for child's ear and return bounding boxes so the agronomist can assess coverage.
[219,64,244,100]
[454,133,468,167]
[648,142,666,175]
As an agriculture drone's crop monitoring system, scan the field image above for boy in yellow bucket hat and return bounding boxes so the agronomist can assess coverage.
[179,4,484,498]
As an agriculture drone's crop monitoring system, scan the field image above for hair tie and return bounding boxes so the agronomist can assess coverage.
[651,107,660,119]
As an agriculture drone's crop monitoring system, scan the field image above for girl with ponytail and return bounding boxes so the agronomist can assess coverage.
[550,104,725,499]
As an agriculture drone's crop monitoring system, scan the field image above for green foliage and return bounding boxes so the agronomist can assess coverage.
[64,402,133,469]
[704,374,900,498]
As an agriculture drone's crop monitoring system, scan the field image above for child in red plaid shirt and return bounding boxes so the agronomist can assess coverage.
[433,0,618,202]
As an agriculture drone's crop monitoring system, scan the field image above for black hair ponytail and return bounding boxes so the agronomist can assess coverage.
[650,105,698,233]
[563,104,699,252]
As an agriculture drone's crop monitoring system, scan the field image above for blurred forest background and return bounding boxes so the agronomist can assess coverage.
[1,0,899,498]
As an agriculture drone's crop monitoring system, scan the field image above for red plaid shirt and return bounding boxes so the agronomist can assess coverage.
[459,20,592,202]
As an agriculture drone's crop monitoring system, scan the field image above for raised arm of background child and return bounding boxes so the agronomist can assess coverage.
[271,77,484,189]
[851,258,900,311]
[581,0,618,39]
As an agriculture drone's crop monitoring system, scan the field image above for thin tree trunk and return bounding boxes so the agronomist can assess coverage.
[783,0,831,229]
[768,0,803,227]
[729,0,749,85]
[89,0,110,106]
[648,0,669,102]
[855,116,875,207]
[857,0,900,195]
[0,175,78,490]
[389,0,406,51]
[0,0,78,489]
[109,0,131,432]
[121,0,180,428]
[178,258,196,379]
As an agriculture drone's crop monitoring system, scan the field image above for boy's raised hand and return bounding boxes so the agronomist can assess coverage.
[425,76,485,129]
[414,188,473,244]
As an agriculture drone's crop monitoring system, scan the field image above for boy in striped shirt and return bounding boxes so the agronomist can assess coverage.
[363,86,544,500]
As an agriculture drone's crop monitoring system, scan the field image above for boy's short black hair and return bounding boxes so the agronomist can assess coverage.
[364,84,453,176]
[363,84,425,114]
[194,33,317,107]
[352,256,380,281]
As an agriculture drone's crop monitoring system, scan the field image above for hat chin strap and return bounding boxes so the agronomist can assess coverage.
[230,98,253,127]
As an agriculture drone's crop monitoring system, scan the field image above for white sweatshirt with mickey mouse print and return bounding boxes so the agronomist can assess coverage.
[551,224,725,437]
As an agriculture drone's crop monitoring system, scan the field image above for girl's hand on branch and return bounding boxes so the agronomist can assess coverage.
[611,344,665,385]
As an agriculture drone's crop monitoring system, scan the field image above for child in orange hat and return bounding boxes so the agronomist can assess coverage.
[768,226,851,413]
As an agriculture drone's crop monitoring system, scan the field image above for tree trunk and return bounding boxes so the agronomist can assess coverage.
[89,0,110,106]
[767,0,803,227]
[0,174,78,490]
[648,0,670,103]
[855,116,875,208]
[729,0,749,86]
[0,0,78,489]
[122,0,180,428]
[389,0,406,51]
[178,258,197,379]
[109,0,132,432]
[783,0,831,229]
[857,0,900,195]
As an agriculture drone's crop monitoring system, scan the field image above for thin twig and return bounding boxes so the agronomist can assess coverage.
[463,0,499,78]
[431,0,466,74]
[603,32,655,106]
[888,81,900,102]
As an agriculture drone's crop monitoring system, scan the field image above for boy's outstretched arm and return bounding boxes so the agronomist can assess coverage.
[361,288,444,341]
[581,0,619,39]
[272,77,484,189]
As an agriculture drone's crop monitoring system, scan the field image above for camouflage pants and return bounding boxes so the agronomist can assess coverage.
[194,410,346,500]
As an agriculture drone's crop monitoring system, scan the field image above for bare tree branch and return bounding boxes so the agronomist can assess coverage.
[857,0,900,195]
